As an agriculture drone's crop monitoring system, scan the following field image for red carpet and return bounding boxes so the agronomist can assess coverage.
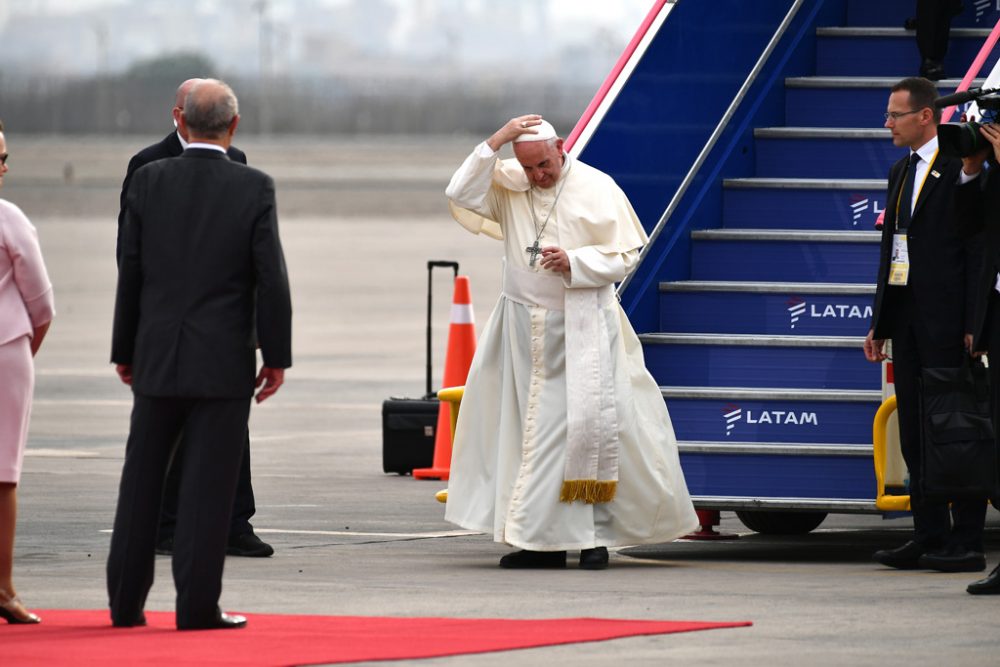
[2,610,751,666]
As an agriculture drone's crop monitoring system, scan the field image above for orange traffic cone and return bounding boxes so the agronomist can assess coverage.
[413,276,476,480]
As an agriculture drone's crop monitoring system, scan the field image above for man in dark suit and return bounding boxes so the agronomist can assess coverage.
[953,121,1000,594]
[865,77,986,573]
[107,79,292,630]
[117,78,272,559]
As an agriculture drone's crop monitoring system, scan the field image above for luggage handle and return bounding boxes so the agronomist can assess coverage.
[426,261,459,399]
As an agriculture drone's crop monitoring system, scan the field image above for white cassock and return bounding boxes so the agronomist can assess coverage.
[443,141,698,551]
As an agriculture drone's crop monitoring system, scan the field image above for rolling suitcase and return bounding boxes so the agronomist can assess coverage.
[381,261,459,474]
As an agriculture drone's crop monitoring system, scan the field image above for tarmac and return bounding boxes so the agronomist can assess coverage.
[5,135,999,666]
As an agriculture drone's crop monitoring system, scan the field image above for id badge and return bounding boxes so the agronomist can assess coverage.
[889,233,909,286]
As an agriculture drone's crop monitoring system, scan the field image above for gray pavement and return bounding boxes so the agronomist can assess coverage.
[5,135,999,666]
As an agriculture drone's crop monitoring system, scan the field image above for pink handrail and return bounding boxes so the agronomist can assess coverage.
[941,16,1000,122]
[563,0,669,152]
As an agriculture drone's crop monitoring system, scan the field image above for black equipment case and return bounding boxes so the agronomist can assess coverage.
[381,261,458,474]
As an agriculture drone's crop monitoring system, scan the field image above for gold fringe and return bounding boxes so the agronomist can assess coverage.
[559,480,617,504]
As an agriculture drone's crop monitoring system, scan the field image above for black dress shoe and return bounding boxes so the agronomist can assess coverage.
[227,532,274,558]
[967,563,1000,595]
[579,547,609,570]
[920,59,946,81]
[872,540,928,570]
[155,536,173,556]
[177,611,247,630]
[918,548,986,573]
[498,549,567,569]
[112,612,147,628]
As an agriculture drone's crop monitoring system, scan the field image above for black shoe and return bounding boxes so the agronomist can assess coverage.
[498,550,567,569]
[112,612,147,628]
[579,547,609,570]
[177,611,247,630]
[873,540,928,570]
[226,532,274,558]
[918,548,986,573]
[967,563,1000,595]
[920,59,946,81]
[155,536,173,556]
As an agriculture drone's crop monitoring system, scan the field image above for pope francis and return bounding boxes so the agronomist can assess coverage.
[444,114,697,570]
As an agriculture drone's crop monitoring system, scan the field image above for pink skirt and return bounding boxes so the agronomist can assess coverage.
[0,335,34,484]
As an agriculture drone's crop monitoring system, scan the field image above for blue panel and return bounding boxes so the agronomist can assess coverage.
[816,35,999,77]
[643,343,879,390]
[690,239,880,283]
[846,0,1000,29]
[723,185,886,230]
[755,136,900,179]
[784,84,965,128]
[660,291,874,336]
[679,452,876,499]
[669,397,879,445]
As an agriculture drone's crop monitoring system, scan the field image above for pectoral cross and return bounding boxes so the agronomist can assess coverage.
[525,240,542,267]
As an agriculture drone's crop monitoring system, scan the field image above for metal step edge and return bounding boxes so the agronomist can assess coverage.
[659,280,875,295]
[816,27,990,38]
[691,229,880,243]
[690,497,879,513]
[724,177,886,190]
[755,127,889,139]
[785,76,983,89]
[678,441,872,456]
[639,332,865,348]
[661,386,880,402]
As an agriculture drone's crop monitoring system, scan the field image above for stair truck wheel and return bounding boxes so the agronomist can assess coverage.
[735,510,827,535]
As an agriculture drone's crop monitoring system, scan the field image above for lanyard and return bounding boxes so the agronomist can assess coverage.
[894,149,938,224]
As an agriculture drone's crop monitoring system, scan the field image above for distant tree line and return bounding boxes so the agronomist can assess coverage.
[0,53,595,136]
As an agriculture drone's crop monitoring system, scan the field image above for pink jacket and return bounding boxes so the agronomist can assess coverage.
[0,199,54,345]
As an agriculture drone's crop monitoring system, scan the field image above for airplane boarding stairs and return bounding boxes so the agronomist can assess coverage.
[638,0,997,533]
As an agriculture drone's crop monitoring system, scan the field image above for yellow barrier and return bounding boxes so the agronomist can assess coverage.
[434,386,465,504]
[872,394,910,512]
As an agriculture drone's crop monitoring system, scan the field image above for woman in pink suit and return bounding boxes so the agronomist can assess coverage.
[0,119,54,625]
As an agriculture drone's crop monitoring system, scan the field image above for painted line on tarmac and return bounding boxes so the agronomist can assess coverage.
[25,448,100,458]
[253,528,482,539]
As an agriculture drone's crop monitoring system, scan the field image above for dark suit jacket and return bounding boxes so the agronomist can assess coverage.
[116,132,247,263]
[111,148,291,398]
[870,151,978,345]
[955,165,1000,349]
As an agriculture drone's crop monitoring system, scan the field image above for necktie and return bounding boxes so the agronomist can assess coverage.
[896,152,921,230]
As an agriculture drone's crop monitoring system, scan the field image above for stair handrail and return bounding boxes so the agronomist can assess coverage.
[616,0,805,296]
[942,15,1000,122]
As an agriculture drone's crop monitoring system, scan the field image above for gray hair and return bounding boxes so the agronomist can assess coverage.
[183,79,239,139]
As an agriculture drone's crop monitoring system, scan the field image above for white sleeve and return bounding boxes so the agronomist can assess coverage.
[445,142,499,212]
[564,246,640,288]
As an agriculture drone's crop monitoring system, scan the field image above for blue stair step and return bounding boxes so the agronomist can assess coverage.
[723,178,886,230]
[754,128,897,179]
[689,229,881,283]
[846,0,1000,29]
[640,333,879,390]
[662,386,881,445]
[816,27,995,77]
[784,77,978,128]
[678,440,876,501]
[659,281,875,336]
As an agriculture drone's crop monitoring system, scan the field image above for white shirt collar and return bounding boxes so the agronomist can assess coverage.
[176,131,189,151]
[912,135,938,163]
[186,142,227,154]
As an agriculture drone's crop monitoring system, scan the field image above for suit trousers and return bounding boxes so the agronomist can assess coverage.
[107,393,250,627]
[916,0,958,62]
[890,287,986,551]
[157,431,256,540]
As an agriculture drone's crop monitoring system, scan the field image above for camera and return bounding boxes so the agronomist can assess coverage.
[936,87,1000,157]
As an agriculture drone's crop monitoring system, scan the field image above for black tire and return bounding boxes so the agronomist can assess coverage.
[735,510,827,535]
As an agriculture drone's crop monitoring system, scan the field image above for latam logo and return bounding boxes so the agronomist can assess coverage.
[974,0,993,22]
[786,297,873,330]
[722,403,820,436]
[848,194,883,227]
